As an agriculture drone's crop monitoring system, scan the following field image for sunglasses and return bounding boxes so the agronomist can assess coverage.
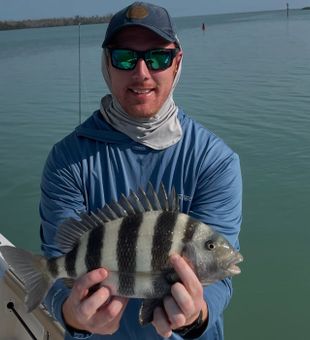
[107,48,180,71]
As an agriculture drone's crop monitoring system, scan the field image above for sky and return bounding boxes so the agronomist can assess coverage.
[0,0,309,21]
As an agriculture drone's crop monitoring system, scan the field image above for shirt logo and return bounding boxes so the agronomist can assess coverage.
[178,194,192,202]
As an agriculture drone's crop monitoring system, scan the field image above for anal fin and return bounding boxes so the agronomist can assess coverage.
[139,298,163,326]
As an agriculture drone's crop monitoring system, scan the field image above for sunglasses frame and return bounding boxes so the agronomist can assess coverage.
[107,48,180,71]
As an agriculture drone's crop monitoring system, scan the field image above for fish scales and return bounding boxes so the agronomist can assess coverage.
[0,183,243,325]
[170,213,195,254]
[103,211,183,297]
[135,212,158,273]
[57,210,197,298]
[182,218,200,243]
[72,237,88,277]
[98,219,119,263]
[151,211,178,271]
[117,214,143,296]
[65,241,79,277]
[85,225,104,272]
[134,212,159,297]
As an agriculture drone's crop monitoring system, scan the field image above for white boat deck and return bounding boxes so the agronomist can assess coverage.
[0,234,65,339]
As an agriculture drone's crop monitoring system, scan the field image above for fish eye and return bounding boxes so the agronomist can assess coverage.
[205,240,215,251]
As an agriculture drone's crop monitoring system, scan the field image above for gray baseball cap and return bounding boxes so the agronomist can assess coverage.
[102,2,179,47]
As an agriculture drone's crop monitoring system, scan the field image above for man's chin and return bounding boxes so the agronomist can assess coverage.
[125,107,157,119]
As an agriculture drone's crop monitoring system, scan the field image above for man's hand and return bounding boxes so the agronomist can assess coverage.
[62,268,129,335]
[152,254,208,338]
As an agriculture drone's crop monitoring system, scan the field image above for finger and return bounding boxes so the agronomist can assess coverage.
[152,307,172,338]
[163,295,186,329]
[171,282,195,318]
[79,286,111,318]
[96,296,129,323]
[88,297,129,334]
[170,254,202,297]
[73,268,108,300]
[107,296,129,315]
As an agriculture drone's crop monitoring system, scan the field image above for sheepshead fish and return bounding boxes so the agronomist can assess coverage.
[0,183,243,325]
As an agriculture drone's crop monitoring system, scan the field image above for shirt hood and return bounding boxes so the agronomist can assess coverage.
[75,109,186,146]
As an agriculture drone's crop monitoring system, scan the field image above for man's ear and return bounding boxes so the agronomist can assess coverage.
[105,49,111,66]
[174,50,183,74]
[103,49,112,78]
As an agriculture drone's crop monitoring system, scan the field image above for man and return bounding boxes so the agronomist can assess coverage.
[40,2,242,339]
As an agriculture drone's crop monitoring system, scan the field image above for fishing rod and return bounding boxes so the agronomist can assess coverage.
[78,22,81,125]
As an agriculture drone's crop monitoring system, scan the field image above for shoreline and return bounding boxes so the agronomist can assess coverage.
[0,15,112,31]
[1,7,309,31]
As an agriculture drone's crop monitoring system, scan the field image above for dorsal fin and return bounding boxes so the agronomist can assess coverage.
[158,182,169,211]
[55,182,179,253]
[119,193,136,215]
[90,211,107,225]
[55,217,95,253]
[81,213,98,228]
[169,186,179,212]
[101,203,119,220]
[109,200,128,217]
[95,208,110,223]
[128,190,145,213]
[146,182,162,210]
[137,187,153,211]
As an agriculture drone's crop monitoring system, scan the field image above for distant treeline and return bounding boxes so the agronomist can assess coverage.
[0,15,113,31]
[302,6,310,9]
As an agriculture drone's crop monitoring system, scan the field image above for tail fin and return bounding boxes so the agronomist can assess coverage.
[0,245,53,312]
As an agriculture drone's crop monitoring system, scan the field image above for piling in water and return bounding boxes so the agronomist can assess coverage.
[286,3,289,17]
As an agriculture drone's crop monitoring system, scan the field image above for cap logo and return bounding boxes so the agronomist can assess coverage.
[126,4,149,19]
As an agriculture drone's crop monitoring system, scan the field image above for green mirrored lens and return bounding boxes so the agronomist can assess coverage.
[147,50,171,70]
[112,50,136,70]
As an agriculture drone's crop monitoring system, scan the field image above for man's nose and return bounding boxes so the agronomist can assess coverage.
[132,58,150,78]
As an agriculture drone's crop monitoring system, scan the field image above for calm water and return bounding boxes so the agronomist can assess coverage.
[1,9,309,340]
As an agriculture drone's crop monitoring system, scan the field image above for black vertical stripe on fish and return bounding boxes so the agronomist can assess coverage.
[182,217,198,244]
[117,214,143,295]
[65,241,79,278]
[151,211,178,271]
[85,225,105,272]
[47,257,59,278]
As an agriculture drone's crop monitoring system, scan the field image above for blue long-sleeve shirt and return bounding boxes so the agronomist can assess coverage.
[40,109,242,340]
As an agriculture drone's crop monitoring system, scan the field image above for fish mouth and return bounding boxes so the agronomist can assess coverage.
[226,253,243,276]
